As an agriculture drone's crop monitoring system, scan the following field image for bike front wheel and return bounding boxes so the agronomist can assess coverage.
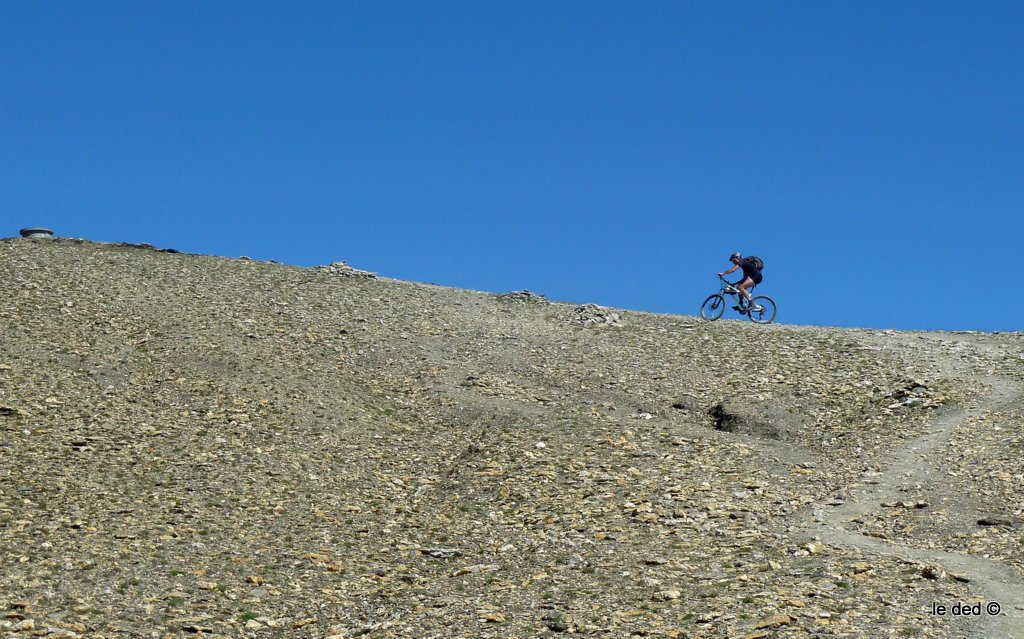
[747,296,777,324]
[700,294,726,321]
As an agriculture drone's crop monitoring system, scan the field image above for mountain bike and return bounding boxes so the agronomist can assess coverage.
[700,276,777,324]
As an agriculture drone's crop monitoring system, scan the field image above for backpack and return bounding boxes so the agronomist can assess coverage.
[746,256,764,271]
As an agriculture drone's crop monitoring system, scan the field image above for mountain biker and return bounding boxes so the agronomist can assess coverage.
[718,252,762,312]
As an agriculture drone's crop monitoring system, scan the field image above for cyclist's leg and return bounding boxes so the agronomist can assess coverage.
[744,272,764,310]
[749,272,763,308]
[737,278,754,304]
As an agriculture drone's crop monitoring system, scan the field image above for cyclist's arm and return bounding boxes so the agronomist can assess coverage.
[718,265,739,277]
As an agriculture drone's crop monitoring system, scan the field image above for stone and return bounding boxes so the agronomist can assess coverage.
[543,613,570,632]
[851,561,871,574]
[314,261,377,278]
[753,614,792,629]
[977,516,1014,527]
[421,548,460,559]
[574,304,623,326]
[500,290,547,303]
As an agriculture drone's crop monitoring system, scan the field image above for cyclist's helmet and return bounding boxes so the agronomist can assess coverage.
[729,252,741,262]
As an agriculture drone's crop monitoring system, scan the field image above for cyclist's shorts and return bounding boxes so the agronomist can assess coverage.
[742,268,763,285]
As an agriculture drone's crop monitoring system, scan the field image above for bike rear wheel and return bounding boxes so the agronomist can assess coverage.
[747,296,777,324]
[700,294,726,321]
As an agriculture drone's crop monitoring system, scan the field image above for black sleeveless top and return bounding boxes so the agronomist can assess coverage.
[739,258,762,281]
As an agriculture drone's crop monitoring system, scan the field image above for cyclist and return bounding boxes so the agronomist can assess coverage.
[718,252,762,312]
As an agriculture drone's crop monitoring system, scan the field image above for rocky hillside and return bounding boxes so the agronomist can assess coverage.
[1,238,1022,638]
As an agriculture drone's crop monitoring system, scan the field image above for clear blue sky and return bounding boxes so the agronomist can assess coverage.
[3,2,1021,331]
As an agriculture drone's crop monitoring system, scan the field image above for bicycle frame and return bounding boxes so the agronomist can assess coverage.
[718,276,754,308]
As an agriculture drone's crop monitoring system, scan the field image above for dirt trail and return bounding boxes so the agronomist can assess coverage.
[803,335,1024,638]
